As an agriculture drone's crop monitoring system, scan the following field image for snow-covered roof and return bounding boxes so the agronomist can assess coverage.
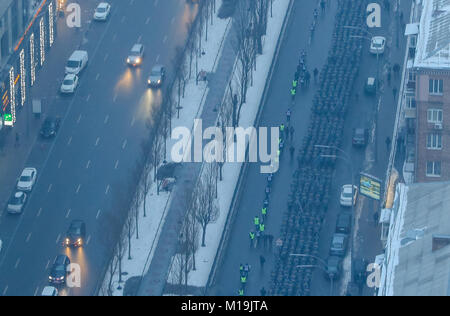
[379,182,450,296]
[414,0,450,69]
[405,23,419,36]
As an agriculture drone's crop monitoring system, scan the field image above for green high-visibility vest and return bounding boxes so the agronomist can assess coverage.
[259,224,265,232]
[239,289,244,296]
[249,232,255,240]
[254,217,260,225]
[241,276,247,283]
[293,80,298,88]
[262,207,267,215]
[277,149,281,157]
[291,88,296,96]
[240,265,244,271]
[280,124,285,131]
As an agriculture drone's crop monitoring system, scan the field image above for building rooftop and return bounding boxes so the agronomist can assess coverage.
[379,181,450,296]
[414,0,450,69]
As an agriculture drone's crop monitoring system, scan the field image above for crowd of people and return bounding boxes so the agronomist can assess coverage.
[268,0,365,296]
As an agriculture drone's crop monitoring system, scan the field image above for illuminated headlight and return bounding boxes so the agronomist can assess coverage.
[136,58,141,64]
[127,58,130,63]
[65,238,70,244]
[49,276,53,280]
[157,79,161,84]
[76,238,82,245]
[148,80,151,84]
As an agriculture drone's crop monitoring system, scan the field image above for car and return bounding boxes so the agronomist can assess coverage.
[352,128,368,147]
[364,77,377,94]
[330,233,348,257]
[93,2,111,21]
[64,220,86,248]
[340,184,358,207]
[7,191,27,214]
[60,74,79,94]
[335,213,352,234]
[147,65,166,87]
[17,168,37,192]
[127,44,145,66]
[325,256,342,279]
[65,50,88,75]
[49,255,70,285]
[370,36,386,55]
[41,286,59,296]
[40,117,61,138]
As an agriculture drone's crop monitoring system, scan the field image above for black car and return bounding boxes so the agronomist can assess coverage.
[336,213,352,234]
[64,220,86,247]
[352,128,368,147]
[49,255,70,285]
[325,256,342,280]
[40,117,61,138]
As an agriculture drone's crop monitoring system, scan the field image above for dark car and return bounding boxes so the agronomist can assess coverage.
[364,77,377,94]
[330,233,349,257]
[64,220,86,247]
[352,128,368,147]
[40,117,61,138]
[49,255,70,285]
[336,213,352,234]
[147,65,166,88]
[325,256,342,280]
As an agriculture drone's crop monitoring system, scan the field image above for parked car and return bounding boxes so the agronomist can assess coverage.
[370,36,386,54]
[147,65,166,88]
[127,44,145,66]
[64,220,86,248]
[352,128,369,147]
[330,233,348,257]
[65,50,88,75]
[40,117,61,138]
[340,184,358,207]
[364,77,377,94]
[7,191,27,214]
[336,213,352,234]
[326,256,342,279]
[17,168,37,192]
[60,74,79,94]
[41,286,59,296]
[49,255,70,285]
[94,2,111,21]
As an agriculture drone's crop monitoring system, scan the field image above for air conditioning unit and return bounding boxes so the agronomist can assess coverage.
[434,123,443,130]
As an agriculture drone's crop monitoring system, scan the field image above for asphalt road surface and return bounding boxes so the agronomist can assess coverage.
[0,0,195,296]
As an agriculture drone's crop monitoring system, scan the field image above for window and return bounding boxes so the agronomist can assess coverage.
[426,161,441,177]
[429,79,444,95]
[408,71,416,82]
[427,133,442,150]
[427,109,443,123]
[406,96,416,109]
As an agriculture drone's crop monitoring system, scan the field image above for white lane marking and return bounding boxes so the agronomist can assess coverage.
[58,160,62,169]
[34,287,39,297]
[26,233,32,243]
[131,116,136,126]
[86,94,91,102]
[154,0,159,7]
[2,286,8,296]
[14,258,20,269]
[145,17,151,25]
[137,35,142,43]
[95,73,100,80]
[96,209,101,219]
[65,209,71,219]
[104,53,109,61]
[121,16,126,23]
[37,208,42,217]
[113,94,118,102]
[122,139,127,149]
[45,260,50,270]
[105,184,110,195]
[86,160,91,169]
[77,114,82,124]
[114,160,119,170]
[67,136,72,146]
[104,115,109,124]
[56,233,61,243]
[48,184,52,193]
[156,54,160,62]
[95,137,100,146]
[163,35,168,43]
[86,235,91,245]
[130,0,134,4]
[76,184,81,194]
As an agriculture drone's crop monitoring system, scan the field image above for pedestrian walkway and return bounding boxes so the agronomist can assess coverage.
[137,20,238,296]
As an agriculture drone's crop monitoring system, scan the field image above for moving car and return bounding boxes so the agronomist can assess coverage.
[330,233,348,257]
[352,128,368,147]
[49,255,70,285]
[335,213,352,234]
[40,117,61,138]
[65,50,88,75]
[64,220,86,248]
[340,184,358,207]
[364,77,377,94]
[7,191,27,214]
[147,65,166,87]
[370,36,386,55]
[60,74,79,94]
[17,168,37,192]
[326,256,342,279]
[127,44,145,66]
[41,286,59,296]
[94,2,111,21]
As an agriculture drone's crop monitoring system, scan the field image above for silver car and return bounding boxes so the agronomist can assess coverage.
[127,44,144,66]
[7,191,27,214]
[147,65,166,87]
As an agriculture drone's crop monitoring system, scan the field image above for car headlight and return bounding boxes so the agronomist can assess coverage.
[136,58,141,63]
[49,276,53,280]
[157,79,161,84]
[127,58,130,63]
[148,80,151,84]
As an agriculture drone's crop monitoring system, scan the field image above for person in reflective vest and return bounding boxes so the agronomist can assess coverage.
[254,216,260,230]
[291,87,296,101]
[292,79,298,89]
[249,231,255,247]
[262,207,267,220]
[238,288,244,296]
[259,223,265,233]
[241,275,247,285]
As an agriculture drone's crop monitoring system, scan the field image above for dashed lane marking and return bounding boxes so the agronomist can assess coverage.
[48,184,52,193]
[105,185,110,195]
[67,137,72,146]
[96,209,101,219]
[34,287,39,297]
[86,160,91,169]
[114,160,119,170]
[56,233,61,243]
[65,209,71,219]
[26,233,32,243]
[2,286,8,296]
[95,137,100,147]
[122,139,127,149]
[14,258,20,269]
[58,160,62,169]
[104,115,109,124]
[76,184,81,194]
[37,208,42,217]
[145,17,151,25]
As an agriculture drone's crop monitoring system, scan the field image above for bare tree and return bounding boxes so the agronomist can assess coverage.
[218,92,233,180]
[196,163,220,247]
[152,130,164,195]
[184,186,200,271]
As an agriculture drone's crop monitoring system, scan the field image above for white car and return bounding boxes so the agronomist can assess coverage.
[340,184,358,207]
[370,36,386,55]
[17,168,37,192]
[41,286,59,296]
[127,44,145,66]
[94,2,111,21]
[7,191,27,214]
[60,74,79,94]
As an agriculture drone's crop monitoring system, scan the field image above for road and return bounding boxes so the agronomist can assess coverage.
[0,0,195,296]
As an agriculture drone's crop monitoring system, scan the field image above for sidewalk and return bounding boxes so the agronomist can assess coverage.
[0,2,95,217]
